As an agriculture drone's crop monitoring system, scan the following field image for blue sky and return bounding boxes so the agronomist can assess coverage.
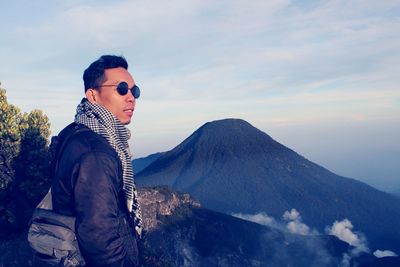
[1,0,399,191]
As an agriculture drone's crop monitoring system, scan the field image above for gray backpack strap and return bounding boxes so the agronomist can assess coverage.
[37,189,52,210]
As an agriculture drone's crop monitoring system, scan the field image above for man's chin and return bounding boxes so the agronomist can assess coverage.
[122,118,132,125]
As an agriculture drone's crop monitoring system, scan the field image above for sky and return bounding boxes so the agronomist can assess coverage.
[1,0,399,192]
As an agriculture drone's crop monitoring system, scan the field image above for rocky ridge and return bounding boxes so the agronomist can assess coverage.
[137,186,200,231]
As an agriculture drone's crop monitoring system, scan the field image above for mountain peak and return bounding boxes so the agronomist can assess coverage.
[195,118,271,138]
[137,118,302,205]
[175,118,276,158]
[199,118,253,130]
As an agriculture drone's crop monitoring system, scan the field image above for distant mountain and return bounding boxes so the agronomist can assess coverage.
[133,152,163,174]
[358,256,400,267]
[136,118,400,253]
[388,188,400,199]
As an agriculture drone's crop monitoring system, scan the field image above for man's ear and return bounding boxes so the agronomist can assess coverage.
[86,89,97,103]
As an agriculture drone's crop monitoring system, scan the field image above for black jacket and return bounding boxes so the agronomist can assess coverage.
[52,123,138,267]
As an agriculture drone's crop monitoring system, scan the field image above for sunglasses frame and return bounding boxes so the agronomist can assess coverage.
[93,81,140,99]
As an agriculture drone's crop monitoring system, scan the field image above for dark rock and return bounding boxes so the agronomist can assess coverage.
[137,186,200,231]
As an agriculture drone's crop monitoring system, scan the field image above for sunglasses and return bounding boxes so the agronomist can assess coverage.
[94,82,141,99]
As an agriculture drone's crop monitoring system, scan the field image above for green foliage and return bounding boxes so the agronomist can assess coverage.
[0,88,23,143]
[14,110,51,203]
[0,86,51,235]
[0,88,22,192]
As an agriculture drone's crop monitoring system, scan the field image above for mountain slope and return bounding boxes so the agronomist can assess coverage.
[133,152,163,174]
[136,118,400,253]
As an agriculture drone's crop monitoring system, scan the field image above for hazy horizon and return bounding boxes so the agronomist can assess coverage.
[1,1,399,192]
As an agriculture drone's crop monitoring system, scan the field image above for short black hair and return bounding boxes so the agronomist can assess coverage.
[83,55,128,92]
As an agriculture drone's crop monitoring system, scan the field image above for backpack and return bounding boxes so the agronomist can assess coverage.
[28,123,88,267]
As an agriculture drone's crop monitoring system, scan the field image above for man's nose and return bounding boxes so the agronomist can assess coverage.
[126,90,135,102]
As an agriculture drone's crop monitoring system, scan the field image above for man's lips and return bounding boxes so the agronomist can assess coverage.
[124,108,134,116]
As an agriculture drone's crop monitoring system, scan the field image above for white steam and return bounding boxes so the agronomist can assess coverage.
[326,219,360,246]
[233,209,317,235]
[326,219,369,253]
[231,212,276,227]
[326,219,370,267]
[373,249,398,258]
[233,210,399,265]
[283,208,312,235]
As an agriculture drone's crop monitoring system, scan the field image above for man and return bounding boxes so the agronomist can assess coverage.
[51,55,142,267]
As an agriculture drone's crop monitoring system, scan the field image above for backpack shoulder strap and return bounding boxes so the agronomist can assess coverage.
[52,123,89,175]
[38,123,90,210]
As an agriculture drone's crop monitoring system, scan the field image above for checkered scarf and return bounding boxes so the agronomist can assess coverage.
[74,98,142,237]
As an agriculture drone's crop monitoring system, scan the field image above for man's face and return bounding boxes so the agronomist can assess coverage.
[90,67,136,125]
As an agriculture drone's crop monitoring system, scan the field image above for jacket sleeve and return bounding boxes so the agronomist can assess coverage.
[73,151,133,267]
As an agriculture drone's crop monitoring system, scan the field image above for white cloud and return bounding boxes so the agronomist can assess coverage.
[231,209,316,236]
[231,212,276,227]
[232,210,398,265]
[373,249,398,258]
[285,221,310,236]
[282,208,313,235]
[326,219,369,255]
[326,219,372,266]
[283,208,301,221]
[327,219,359,246]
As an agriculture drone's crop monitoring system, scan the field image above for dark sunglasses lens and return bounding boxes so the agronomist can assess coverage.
[117,82,129,95]
[131,85,140,99]
[117,82,140,99]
